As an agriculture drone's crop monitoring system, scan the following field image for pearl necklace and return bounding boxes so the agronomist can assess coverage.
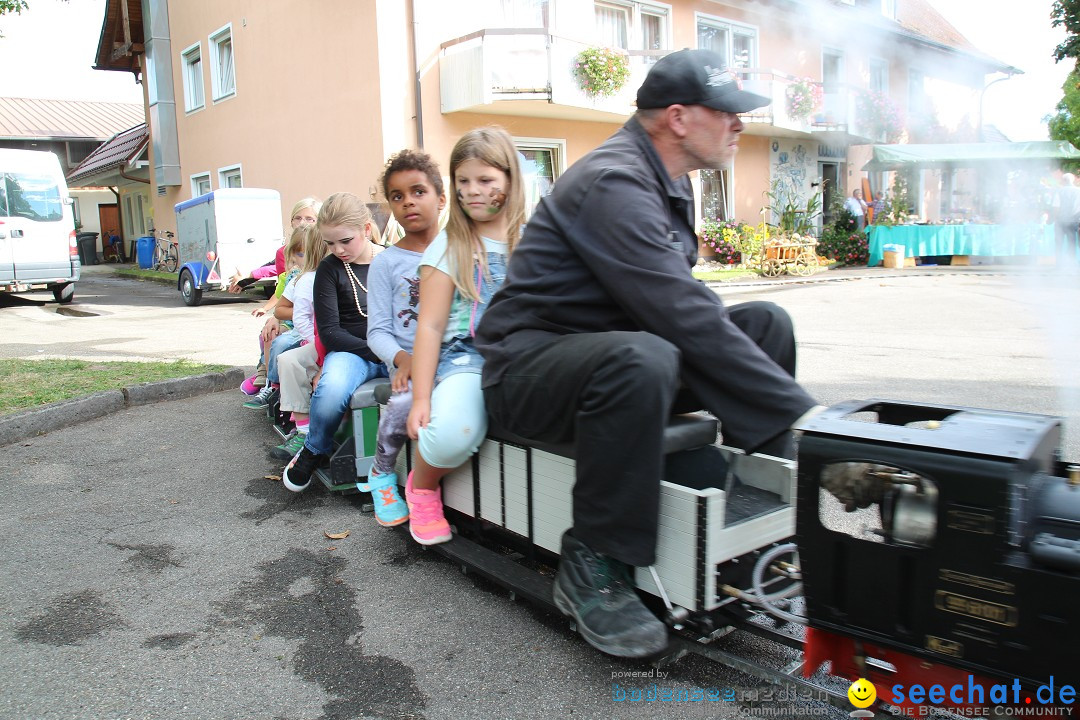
[341,258,368,318]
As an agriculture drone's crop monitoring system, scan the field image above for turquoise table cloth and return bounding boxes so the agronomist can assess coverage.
[866,224,1055,266]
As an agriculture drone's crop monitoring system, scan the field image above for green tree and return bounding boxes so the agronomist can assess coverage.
[1053,0,1080,65]
[1048,69,1080,171]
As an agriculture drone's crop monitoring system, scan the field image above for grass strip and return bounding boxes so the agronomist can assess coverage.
[0,359,229,416]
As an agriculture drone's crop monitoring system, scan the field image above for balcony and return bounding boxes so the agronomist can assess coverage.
[439,29,653,123]
[438,30,885,144]
[814,83,882,145]
[735,70,815,139]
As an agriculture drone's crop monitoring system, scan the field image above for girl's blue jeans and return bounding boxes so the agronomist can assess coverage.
[305,351,388,456]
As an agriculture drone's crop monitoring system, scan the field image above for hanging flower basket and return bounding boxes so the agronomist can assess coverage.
[784,77,823,121]
[855,89,905,143]
[573,47,631,99]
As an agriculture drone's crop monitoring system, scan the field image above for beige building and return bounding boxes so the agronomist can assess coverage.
[92,0,1012,244]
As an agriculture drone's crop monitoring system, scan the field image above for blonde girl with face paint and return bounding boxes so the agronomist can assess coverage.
[404,126,525,545]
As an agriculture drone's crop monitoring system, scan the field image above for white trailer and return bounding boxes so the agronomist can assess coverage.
[174,188,283,306]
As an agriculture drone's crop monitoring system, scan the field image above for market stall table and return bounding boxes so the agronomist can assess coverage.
[866,223,1055,266]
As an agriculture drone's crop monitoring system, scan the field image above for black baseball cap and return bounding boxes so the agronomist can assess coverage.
[636,49,771,113]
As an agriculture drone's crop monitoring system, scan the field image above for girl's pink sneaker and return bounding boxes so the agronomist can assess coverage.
[405,471,452,545]
[240,375,259,395]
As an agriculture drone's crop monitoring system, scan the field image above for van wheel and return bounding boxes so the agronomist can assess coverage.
[180,269,202,306]
[52,283,74,304]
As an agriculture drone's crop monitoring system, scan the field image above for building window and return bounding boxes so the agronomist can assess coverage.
[700,168,732,222]
[696,15,757,69]
[908,68,928,123]
[870,57,889,94]
[822,48,844,94]
[209,24,235,101]
[218,165,242,188]
[123,192,147,237]
[500,0,548,27]
[191,172,211,198]
[640,8,665,63]
[595,2,668,59]
[595,2,630,49]
[181,43,204,112]
[514,137,565,217]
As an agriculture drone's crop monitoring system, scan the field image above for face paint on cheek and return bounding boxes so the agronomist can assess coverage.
[487,188,506,213]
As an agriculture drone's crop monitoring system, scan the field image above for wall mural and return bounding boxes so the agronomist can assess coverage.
[769,138,817,226]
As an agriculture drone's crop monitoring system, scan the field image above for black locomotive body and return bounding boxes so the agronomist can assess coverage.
[796,400,1080,691]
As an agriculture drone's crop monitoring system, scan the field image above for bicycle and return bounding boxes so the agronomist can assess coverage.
[153,230,179,273]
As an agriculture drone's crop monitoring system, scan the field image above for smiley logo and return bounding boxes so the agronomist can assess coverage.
[848,678,876,709]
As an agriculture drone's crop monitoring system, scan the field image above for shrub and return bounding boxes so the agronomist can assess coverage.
[699,219,743,265]
[573,47,631,99]
[817,229,869,266]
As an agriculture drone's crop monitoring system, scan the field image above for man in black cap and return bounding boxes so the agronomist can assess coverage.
[475,49,819,657]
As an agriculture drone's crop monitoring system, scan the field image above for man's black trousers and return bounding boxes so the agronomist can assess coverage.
[483,301,798,567]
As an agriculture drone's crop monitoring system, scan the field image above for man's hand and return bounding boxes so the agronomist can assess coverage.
[820,462,890,512]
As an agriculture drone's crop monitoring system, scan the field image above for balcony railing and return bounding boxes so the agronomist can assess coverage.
[439,29,655,120]
[438,30,885,142]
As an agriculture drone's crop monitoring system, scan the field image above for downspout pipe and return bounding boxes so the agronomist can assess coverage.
[411,0,424,149]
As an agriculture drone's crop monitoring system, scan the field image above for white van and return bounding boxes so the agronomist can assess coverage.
[0,149,79,303]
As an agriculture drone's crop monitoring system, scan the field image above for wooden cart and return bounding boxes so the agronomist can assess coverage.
[761,235,820,277]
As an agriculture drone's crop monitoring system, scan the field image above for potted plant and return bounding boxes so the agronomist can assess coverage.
[573,47,631,99]
[784,77,823,121]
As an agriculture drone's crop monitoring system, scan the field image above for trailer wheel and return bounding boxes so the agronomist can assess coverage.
[180,269,203,306]
[52,283,74,304]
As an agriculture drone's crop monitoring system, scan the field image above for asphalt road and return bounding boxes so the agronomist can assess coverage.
[1,262,1078,720]
[0,264,267,366]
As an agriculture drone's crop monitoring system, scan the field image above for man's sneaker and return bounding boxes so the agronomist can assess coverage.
[404,471,452,544]
[364,470,409,527]
[282,447,326,493]
[552,531,669,658]
[270,431,306,461]
[243,385,277,410]
[240,374,259,395]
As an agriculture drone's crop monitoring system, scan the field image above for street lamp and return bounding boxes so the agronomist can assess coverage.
[978,70,1020,142]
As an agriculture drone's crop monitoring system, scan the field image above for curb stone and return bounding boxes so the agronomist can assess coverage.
[0,367,247,447]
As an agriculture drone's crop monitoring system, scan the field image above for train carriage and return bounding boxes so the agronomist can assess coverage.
[276,379,1080,718]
